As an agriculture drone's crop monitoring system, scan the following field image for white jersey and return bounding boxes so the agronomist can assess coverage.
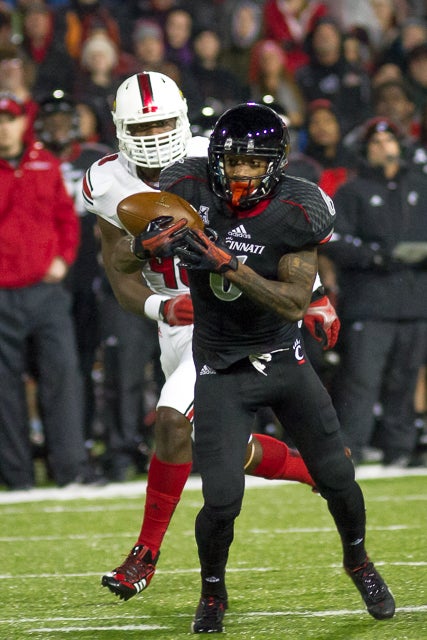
[82,137,208,421]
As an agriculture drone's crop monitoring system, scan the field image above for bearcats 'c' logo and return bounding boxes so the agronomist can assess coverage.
[293,338,306,365]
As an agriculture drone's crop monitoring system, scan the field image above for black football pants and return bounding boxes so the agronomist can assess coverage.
[193,343,367,593]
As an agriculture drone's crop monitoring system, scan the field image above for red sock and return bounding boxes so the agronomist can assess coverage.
[136,454,192,555]
[251,434,315,488]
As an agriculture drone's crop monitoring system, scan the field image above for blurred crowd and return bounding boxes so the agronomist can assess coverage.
[1,0,427,489]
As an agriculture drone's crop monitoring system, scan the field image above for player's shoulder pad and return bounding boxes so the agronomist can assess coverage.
[82,154,117,211]
[160,156,208,191]
[280,175,336,242]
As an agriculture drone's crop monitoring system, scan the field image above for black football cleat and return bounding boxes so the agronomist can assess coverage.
[101,545,159,601]
[191,595,227,633]
[346,559,395,620]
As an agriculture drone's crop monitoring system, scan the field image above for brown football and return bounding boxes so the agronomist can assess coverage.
[117,191,204,235]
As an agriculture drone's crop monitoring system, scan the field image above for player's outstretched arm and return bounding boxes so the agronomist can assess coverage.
[98,217,194,325]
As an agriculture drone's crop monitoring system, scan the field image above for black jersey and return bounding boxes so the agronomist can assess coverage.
[160,157,336,368]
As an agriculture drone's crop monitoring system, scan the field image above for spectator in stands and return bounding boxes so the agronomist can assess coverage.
[295,16,372,135]
[75,97,106,144]
[368,0,401,65]
[343,76,420,153]
[189,27,250,116]
[73,32,121,147]
[372,79,420,143]
[248,39,307,128]
[34,90,110,451]
[0,44,37,141]
[220,0,263,85]
[130,0,179,30]
[262,0,330,74]
[130,18,202,120]
[342,27,374,73]
[163,7,193,68]
[63,0,121,61]
[375,16,427,71]
[20,1,75,97]
[304,98,357,196]
[404,41,427,112]
[0,91,89,489]
[96,277,161,482]
[323,117,427,468]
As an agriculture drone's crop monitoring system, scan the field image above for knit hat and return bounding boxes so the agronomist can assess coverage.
[307,98,338,116]
[80,33,118,70]
[361,117,401,144]
[133,19,163,44]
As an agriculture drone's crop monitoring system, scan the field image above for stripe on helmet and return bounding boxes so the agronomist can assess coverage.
[137,73,158,114]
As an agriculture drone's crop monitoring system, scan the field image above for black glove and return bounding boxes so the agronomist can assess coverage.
[132,216,188,260]
[175,228,238,273]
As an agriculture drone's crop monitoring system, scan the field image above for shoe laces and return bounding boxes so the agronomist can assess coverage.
[115,545,156,582]
[351,561,386,601]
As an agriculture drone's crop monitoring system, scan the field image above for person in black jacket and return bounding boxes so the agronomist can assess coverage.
[323,116,427,467]
[295,17,372,136]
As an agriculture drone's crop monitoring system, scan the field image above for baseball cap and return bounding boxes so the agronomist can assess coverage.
[0,92,25,117]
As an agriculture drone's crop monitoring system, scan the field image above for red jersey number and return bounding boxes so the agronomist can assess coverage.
[149,256,189,289]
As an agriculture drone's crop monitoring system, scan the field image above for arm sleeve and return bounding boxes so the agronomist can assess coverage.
[322,184,386,269]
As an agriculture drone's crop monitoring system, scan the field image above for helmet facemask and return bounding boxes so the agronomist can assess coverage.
[210,154,286,208]
[208,103,290,209]
[112,72,192,169]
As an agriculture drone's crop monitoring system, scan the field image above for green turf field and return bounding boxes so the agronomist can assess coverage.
[1,475,426,639]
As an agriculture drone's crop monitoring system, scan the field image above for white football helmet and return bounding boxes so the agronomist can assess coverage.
[112,71,192,168]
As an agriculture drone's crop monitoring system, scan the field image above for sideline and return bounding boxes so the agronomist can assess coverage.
[0,465,426,504]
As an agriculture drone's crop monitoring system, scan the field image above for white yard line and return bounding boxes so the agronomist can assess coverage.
[9,604,427,634]
[0,561,426,581]
[0,523,422,542]
[0,466,426,504]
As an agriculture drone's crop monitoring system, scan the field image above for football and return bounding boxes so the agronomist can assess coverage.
[117,191,204,235]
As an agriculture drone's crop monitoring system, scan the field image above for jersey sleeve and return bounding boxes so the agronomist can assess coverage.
[283,176,336,246]
[82,155,123,229]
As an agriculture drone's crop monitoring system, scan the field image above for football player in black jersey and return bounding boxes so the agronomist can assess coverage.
[158,103,395,633]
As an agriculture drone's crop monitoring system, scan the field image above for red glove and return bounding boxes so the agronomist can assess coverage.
[303,295,340,350]
[132,216,188,260]
[160,294,194,326]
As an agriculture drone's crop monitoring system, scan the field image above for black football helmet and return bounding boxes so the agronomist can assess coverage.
[208,103,290,209]
[35,89,80,152]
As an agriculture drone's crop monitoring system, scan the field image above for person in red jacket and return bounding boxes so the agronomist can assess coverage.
[0,92,88,490]
[262,0,330,74]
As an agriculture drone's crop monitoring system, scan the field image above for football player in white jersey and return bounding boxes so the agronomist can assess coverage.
[83,72,339,602]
